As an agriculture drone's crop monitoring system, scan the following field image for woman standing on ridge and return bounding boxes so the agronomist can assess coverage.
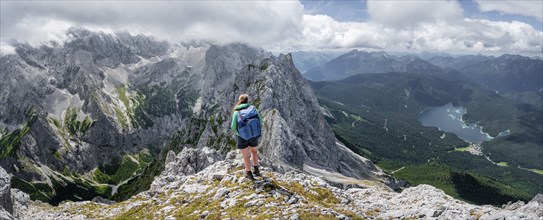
[231,94,263,181]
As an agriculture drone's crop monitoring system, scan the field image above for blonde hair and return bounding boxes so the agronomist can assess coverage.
[233,94,249,112]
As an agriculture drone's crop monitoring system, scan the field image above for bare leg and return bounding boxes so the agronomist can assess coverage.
[249,146,259,166]
[240,148,252,172]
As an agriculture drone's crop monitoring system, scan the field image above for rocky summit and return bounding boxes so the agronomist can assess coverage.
[3,149,542,220]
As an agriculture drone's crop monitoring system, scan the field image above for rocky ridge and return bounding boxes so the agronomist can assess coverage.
[0,28,393,203]
[4,149,542,220]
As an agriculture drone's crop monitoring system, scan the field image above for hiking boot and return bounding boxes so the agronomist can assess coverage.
[246,171,255,181]
[253,166,261,177]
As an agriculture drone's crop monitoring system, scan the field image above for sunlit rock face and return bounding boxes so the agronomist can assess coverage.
[0,28,392,205]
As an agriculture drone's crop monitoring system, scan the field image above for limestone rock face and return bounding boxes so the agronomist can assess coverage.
[11,188,30,220]
[1,28,393,204]
[0,166,13,220]
[0,28,173,176]
[163,147,220,177]
[189,45,394,187]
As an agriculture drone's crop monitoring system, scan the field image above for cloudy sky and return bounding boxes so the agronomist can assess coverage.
[1,0,542,56]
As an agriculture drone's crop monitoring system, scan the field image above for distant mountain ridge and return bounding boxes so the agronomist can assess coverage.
[427,54,491,69]
[460,54,543,93]
[302,49,543,106]
[290,51,342,73]
[303,49,447,81]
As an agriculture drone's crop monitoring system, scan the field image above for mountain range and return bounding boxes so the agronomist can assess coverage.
[0,28,396,206]
[290,51,343,73]
[304,50,543,107]
[1,28,542,219]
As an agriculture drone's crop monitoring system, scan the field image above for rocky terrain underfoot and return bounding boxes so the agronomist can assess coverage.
[2,147,542,220]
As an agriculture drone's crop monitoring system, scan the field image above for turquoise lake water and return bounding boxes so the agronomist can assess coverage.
[417,103,496,143]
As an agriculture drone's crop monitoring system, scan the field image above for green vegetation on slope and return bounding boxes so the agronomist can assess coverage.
[438,151,542,198]
[95,149,155,185]
[10,148,156,205]
[111,146,167,202]
[12,170,113,206]
[389,162,532,205]
[311,72,543,205]
[114,84,198,129]
[114,86,153,129]
[61,107,95,137]
[0,107,37,159]
[137,85,177,117]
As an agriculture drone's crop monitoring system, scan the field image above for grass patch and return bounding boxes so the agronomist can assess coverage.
[299,210,335,220]
[529,169,543,175]
[1,107,37,159]
[93,168,113,184]
[114,202,156,220]
[11,177,51,202]
[519,167,543,175]
[277,181,339,208]
[497,162,509,167]
[111,150,163,201]
[13,173,112,206]
[173,193,221,219]
[62,107,95,137]
[111,155,139,183]
[93,148,156,190]
[97,154,140,185]
[116,86,131,114]
[454,147,470,152]
[53,151,62,160]
[376,160,405,172]
[94,184,112,195]
[114,107,128,130]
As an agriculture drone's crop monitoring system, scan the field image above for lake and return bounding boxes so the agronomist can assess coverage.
[418,103,493,143]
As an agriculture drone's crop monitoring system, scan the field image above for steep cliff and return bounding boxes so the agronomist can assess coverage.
[0,28,392,204]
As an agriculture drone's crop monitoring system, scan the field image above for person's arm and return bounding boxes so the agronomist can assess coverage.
[230,111,239,135]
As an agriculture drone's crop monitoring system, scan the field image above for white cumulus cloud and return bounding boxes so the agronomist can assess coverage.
[366,0,464,28]
[0,1,304,50]
[0,1,541,56]
[475,0,543,22]
[293,14,542,55]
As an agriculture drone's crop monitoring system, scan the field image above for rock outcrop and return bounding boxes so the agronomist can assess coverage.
[189,45,396,188]
[1,166,13,220]
[12,149,543,219]
[163,147,220,177]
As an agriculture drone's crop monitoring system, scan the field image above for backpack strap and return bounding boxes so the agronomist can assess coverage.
[237,110,248,124]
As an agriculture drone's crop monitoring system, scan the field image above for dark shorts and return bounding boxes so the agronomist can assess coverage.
[237,136,259,149]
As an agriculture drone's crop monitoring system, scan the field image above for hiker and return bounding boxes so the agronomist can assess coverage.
[231,94,263,180]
